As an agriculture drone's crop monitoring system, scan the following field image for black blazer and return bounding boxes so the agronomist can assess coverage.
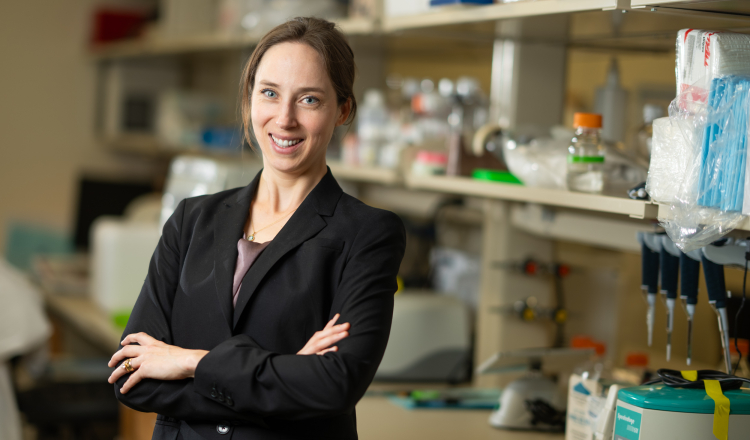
[114,168,406,440]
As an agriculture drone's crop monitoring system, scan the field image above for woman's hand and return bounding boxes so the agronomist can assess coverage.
[107,332,208,394]
[297,314,350,355]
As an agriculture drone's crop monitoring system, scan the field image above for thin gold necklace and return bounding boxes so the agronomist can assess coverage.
[247,207,297,242]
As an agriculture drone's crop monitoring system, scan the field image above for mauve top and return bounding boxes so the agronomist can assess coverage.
[232,233,271,307]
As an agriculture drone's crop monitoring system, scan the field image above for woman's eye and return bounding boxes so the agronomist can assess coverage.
[262,89,277,98]
[302,96,319,105]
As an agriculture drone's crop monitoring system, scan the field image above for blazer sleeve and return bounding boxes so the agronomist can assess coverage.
[192,210,406,420]
[112,199,263,425]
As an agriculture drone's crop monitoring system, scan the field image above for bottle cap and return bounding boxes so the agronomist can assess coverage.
[573,113,603,129]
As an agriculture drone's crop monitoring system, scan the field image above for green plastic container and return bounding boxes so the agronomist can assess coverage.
[471,169,522,185]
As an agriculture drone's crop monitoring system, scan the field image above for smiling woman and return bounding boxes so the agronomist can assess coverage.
[107,17,405,440]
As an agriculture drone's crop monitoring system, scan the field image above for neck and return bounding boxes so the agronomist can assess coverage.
[256,161,327,213]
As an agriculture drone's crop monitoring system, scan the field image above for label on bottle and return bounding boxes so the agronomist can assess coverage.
[568,156,605,163]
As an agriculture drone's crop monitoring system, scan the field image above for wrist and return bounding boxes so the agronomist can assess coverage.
[186,350,209,378]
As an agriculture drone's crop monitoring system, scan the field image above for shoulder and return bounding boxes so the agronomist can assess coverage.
[178,186,245,222]
[337,193,403,230]
[330,193,405,250]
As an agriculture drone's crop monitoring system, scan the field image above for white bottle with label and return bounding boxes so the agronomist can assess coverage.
[566,112,606,194]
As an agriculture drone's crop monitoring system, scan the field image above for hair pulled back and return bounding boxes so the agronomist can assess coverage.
[240,17,357,147]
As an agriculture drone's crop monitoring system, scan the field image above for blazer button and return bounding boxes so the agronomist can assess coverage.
[216,425,230,435]
[218,391,225,402]
[226,395,234,407]
[211,385,218,398]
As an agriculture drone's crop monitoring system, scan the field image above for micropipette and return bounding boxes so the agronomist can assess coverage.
[638,232,660,347]
[679,250,701,365]
[701,254,732,373]
[660,236,680,361]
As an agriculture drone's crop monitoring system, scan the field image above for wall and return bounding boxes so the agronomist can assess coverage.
[0,0,156,253]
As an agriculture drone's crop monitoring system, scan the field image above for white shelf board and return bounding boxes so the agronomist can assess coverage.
[383,0,620,32]
[327,161,401,185]
[91,17,377,59]
[405,174,659,219]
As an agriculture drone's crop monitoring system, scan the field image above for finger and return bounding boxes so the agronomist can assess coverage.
[121,332,158,347]
[108,345,146,367]
[324,314,340,330]
[108,355,143,384]
[316,323,350,339]
[316,346,338,355]
[120,368,145,394]
[315,331,348,351]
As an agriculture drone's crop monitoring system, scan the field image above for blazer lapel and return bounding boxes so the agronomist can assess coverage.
[232,168,343,329]
[213,173,259,330]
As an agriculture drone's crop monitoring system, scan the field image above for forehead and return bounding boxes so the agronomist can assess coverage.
[255,42,333,92]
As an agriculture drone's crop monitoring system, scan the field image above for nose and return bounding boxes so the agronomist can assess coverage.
[275,99,297,129]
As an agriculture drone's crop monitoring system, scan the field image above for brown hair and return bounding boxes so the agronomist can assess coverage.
[240,17,357,148]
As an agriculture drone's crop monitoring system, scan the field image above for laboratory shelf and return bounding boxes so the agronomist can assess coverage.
[382,0,622,32]
[91,17,377,59]
[327,161,402,185]
[404,174,659,219]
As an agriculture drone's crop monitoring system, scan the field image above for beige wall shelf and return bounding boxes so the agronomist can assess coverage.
[405,174,658,219]
[382,0,621,32]
[327,161,402,185]
[91,17,377,60]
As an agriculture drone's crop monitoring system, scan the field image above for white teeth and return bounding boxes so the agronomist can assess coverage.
[272,135,301,148]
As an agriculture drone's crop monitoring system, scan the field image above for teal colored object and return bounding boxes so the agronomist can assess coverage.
[472,169,523,185]
[5,222,73,271]
[618,384,750,414]
[614,405,642,440]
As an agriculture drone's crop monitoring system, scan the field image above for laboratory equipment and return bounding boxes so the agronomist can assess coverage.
[566,113,605,193]
[616,371,750,439]
[375,292,471,382]
[680,249,702,365]
[660,236,680,361]
[357,89,389,167]
[90,217,161,326]
[676,29,750,102]
[594,59,628,144]
[478,348,592,432]
[638,232,661,347]
[702,253,733,373]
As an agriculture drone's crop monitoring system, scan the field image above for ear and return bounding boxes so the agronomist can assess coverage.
[335,97,352,127]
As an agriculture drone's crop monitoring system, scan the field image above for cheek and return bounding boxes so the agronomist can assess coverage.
[301,111,336,138]
[250,101,272,130]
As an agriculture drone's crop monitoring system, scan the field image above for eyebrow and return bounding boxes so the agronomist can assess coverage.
[258,80,326,94]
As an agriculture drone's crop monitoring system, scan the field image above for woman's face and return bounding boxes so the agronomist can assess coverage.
[251,42,350,175]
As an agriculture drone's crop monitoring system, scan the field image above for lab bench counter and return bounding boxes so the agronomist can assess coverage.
[41,290,122,353]
[357,395,563,440]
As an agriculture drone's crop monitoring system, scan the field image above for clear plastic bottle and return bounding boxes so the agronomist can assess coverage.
[566,113,605,193]
[357,89,388,166]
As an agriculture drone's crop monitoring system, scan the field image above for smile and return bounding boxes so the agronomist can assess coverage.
[271,134,303,148]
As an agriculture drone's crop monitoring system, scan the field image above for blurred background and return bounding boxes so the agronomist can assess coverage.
[3,1,750,439]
